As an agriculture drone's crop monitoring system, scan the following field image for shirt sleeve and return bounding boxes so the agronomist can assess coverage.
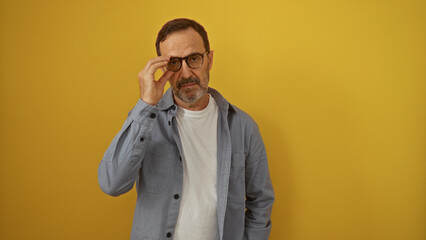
[244,121,275,239]
[98,99,159,197]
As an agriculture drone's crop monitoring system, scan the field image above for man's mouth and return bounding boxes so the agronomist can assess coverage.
[177,77,200,89]
[181,82,197,88]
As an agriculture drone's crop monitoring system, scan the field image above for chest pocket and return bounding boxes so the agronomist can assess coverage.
[228,153,246,201]
[140,142,173,193]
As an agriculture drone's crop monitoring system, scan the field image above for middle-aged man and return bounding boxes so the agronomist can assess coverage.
[98,18,274,240]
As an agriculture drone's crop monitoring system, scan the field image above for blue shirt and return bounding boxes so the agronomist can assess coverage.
[98,88,274,240]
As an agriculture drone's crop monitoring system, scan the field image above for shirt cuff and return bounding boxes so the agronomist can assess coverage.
[129,98,160,124]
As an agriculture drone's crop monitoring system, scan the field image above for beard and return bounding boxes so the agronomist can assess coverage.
[173,76,208,104]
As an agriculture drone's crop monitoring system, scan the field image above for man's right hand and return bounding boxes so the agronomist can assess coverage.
[138,56,174,106]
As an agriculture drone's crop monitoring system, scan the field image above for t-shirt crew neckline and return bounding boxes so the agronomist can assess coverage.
[177,94,214,118]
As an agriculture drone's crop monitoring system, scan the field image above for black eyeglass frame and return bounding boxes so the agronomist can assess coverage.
[166,51,210,72]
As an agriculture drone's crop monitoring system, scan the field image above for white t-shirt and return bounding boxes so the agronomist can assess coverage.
[174,94,219,240]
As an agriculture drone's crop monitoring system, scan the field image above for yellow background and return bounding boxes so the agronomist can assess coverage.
[1,0,425,239]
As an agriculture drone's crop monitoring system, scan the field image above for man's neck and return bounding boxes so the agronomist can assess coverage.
[174,93,210,111]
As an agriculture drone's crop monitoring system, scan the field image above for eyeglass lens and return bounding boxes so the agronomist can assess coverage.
[166,53,204,72]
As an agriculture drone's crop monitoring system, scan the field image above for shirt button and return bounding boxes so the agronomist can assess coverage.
[139,137,144,142]
[149,113,156,119]
[168,121,171,126]
[166,232,172,238]
[174,194,179,199]
[179,156,182,161]
[172,105,176,111]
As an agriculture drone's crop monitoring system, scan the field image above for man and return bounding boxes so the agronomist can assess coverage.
[98,18,274,240]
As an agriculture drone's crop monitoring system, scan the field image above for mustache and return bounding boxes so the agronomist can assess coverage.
[177,77,200,89]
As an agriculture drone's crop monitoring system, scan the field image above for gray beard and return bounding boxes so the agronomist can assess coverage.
[174,77,208,104]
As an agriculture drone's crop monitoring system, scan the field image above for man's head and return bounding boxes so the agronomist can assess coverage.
[156,18,213,108]
[156,18,210,57]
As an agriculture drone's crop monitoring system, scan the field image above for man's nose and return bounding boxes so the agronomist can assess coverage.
[180,61,192,78]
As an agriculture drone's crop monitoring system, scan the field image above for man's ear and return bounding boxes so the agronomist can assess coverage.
[208,50,214,70]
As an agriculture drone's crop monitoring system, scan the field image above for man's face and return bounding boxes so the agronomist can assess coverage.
[159,28,213,106]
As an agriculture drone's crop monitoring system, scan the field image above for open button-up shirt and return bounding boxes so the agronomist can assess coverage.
[98,88,274,240]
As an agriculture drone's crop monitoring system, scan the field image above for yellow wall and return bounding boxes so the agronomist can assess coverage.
[1,0,425,239]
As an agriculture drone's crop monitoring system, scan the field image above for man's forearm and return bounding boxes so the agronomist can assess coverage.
[98,99,159,196]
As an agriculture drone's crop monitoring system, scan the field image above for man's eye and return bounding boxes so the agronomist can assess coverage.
[189,56,200,62]
[169,60,179,65]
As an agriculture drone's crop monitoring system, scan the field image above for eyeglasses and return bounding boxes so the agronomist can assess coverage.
[166,51,209,72]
